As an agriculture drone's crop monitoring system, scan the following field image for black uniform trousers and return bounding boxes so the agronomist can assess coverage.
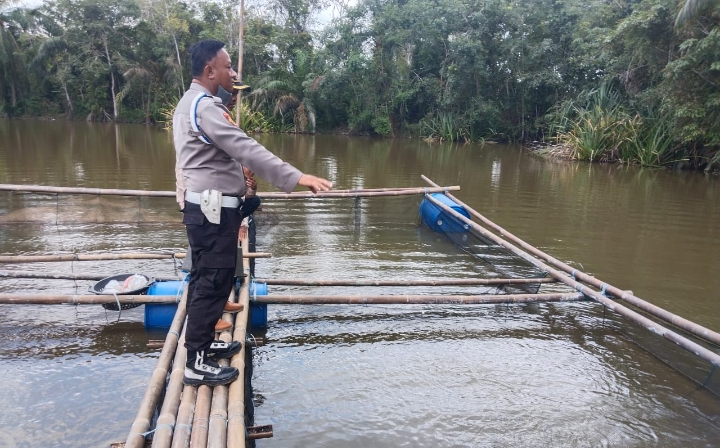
[183,202,241,353]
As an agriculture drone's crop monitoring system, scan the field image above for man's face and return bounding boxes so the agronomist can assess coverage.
[207,48,236,94]
[227,92,238,109]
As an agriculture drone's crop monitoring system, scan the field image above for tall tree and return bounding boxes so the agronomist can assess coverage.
[0,0,24,111]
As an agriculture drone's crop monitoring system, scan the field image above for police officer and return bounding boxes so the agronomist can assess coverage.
[174,40,332,387]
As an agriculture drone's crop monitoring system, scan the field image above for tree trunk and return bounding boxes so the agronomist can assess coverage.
[60,78,73,112]
[10,82,16,107]
[146,81,153,124]
[172,33,184,89]
[102,35,118,119]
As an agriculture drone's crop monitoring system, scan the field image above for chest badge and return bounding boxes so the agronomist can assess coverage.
[223,112,237,126]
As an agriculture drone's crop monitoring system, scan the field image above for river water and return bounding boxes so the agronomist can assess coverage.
[0,119,718,447]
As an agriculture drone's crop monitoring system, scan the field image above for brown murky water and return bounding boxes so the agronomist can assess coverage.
[0,119,719,447]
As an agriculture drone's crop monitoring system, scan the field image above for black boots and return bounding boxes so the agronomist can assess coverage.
[207,340,242,360]
[184,349,239,386]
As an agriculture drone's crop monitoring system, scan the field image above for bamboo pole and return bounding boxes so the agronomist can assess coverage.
[206,370,231,448]
[0,269,180,282]
[422,174,720,348]
[227,239,250,448]
[171,385,197,448]
[422,192,720,367]
[226,5,247,445]
[0,183,458,199]
[0,270,555,286]
[263,186,459,199]
[0,294,177,305]
[235,0,245,126]
[125,282,189,448]
[0,292,583,305]
[0,252,271,264]
[253,293,583,304]
[255,277,556,286]
[190,385,212,448]
[151,322,189,448]
[0,183,175,197]
[172,286,236,448]
[206,287,238,448]
[0,253,181,263]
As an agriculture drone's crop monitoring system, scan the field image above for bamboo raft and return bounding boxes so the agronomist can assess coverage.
[1,178,719,447]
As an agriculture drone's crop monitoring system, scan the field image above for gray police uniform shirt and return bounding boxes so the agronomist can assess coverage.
[173,83,303,207]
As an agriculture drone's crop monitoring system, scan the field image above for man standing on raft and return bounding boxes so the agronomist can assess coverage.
[174,39,332,387]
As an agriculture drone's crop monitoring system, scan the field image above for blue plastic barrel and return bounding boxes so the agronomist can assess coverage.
[419,193,471,234]
[144,280,184,328]
[249,281,268,328]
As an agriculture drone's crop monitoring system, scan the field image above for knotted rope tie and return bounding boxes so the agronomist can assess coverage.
[209,412,228,427]
[571,269,577,281]
[171,251,181,275]
[228,411,245,422]
[247,332,258,347]
[600,283,608,297]
[193,417,209,430]
[575,283,587,297]
[112,292,121,312]
[175,279,186,304]
[139,423,175,437]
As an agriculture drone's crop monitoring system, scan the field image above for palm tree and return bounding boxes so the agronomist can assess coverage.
[32,37,76,114]
[675,0,719,27]
[249,50,320,133]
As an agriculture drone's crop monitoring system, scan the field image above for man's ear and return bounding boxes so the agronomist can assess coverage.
[204,63,215,80]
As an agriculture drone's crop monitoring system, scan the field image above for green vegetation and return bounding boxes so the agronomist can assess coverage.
[0,0,718,170]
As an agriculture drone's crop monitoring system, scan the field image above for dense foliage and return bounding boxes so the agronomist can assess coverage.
[1,0,718,169]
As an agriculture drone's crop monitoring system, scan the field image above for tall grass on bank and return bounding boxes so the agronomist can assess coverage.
[558,105,630,161]
[550,83,630,161]
[232,102,272,133]
[421,113,486,143]
[159,95,179,129]
[623,112,682,167]
[422,113,462,142]
[549,83,686,167]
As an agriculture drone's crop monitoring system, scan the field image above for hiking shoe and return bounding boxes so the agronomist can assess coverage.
[223,301,244,313]
[215,319,232,333]
[207,340,242,360]
[184,350,239,387]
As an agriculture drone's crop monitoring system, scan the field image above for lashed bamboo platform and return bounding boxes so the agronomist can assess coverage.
[2,179,720,447]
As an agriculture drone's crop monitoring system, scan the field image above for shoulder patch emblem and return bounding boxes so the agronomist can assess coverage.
[223,112,237,126]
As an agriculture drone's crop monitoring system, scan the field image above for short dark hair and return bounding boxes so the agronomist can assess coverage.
[189,40,226,77]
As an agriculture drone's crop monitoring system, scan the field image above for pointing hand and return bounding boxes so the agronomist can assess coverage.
[298,174,333,194]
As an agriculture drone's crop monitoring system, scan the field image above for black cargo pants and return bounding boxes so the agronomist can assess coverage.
[183,201,240,352]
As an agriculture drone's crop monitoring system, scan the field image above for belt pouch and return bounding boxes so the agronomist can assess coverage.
[200,189,222,224]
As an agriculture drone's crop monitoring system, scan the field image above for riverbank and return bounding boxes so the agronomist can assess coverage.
[524,141,720,173]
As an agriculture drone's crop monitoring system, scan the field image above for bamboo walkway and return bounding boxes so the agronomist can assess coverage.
[120,240,254,448]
